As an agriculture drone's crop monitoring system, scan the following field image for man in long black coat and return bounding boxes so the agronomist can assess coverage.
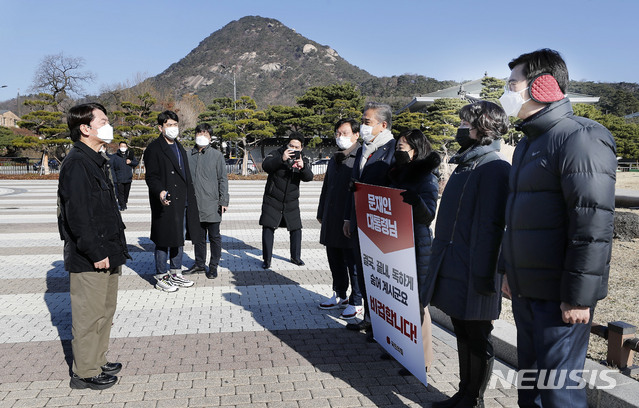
[144,110,202,292]
[259,133,313,269]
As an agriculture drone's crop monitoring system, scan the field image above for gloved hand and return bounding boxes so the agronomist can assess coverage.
[400,190,419,205]
[348,180,358,192]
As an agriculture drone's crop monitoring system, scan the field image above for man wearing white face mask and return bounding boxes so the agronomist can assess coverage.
[58,103,130,389]
[342,102,396,328]
[144,110,202,292]
[185,123,229,279]
[500,49,617,408]
[317,119,361,310]
[109,141,139,210]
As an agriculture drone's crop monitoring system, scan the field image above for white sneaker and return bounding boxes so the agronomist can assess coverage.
[340,304,363,320]
[155,275,178,292]
[169,272,194,288]
[319,293,349,310]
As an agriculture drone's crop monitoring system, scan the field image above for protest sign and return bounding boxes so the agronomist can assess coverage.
[354,182,427,386]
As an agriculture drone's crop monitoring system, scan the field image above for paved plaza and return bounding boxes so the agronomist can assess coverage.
[0,179,518,407]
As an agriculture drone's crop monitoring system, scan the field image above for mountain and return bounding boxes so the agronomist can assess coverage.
[146,16,455,108]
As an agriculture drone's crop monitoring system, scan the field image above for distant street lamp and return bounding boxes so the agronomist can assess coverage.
[0,85,7,88]
[219,65,237,107]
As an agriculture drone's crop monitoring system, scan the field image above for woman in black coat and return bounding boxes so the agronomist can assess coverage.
[388,129,440,374]
[428,102,511,408]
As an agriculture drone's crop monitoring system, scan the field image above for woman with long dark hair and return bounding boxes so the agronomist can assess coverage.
[388,128,441,374]
[428,101,511,408]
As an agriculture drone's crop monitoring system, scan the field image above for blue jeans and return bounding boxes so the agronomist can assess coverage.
[154,246,184,276]
[512,296,593,408]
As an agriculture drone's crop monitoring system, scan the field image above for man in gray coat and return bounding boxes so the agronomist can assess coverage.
[184,123,229,279]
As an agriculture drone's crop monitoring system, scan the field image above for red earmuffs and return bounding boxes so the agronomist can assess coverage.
[528,73,565,103]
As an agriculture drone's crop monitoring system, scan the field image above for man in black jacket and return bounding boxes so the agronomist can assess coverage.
[317,119,360,310]
[144,111,201,292]
[110,141,139,210]
[259,133,313,269]
[501,49,617,408]
[58,103,129,390]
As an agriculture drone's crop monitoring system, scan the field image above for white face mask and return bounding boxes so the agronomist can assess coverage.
[119,147,127,153]
[165,127,179,140]
[96,124,114,144]
[336,136,354,150]
[359,124,375,143]
[195,136,210,147]
[499,87,531,118]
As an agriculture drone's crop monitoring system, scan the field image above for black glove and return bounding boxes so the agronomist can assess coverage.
[348,179,358,192]
[400,190,419,205]
[474,277,496,296]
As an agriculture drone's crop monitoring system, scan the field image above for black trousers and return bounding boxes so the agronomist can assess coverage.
[351,229,367,308]
[194,222,222,267]
[262,227,301,262]
[116,182,132,209]
[325,246,355,299]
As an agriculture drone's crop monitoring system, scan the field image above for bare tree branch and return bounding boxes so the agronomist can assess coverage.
[30,53,95,107]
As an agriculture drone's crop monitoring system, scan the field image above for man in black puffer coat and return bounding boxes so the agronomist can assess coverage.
[501,49,617,408]
[259,133,313,269]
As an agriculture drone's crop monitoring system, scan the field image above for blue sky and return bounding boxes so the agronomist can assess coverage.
[0,0,636,101]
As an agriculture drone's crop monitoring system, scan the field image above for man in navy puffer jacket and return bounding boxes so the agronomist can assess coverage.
[501,49,616,408]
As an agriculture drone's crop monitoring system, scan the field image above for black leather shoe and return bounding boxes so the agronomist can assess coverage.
[101,362,122,375]
[346,320,371,332]
[183,265,205,275]
[206,264,218,279]
[70,372,117,390]
[262,261,270,269]
[290,258,305,266]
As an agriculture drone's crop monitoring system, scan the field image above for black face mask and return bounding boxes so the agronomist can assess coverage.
[394,150,412,165]
[455,128,475,151]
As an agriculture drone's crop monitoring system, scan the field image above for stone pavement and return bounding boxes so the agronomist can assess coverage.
[0,179,519,407]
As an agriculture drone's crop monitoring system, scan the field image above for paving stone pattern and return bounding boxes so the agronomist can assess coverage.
[0,180,518,407]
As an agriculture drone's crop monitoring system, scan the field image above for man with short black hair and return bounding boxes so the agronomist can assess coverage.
[259,132,313,269]
[184,123,229,279]
[501,49,617,407]
[110,141,139,210]
[342,102,396,327]
[144,110,202,292]
[317,119,360,310]
[58,102,129,389]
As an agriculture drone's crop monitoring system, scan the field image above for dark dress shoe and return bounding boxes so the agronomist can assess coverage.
[290,258,305,266]
[183,265,205,275]
[70,372,117,390]
[206,265,218,279]
[101,362,122,375]
[346,320,372,332]
[262,261,270,269]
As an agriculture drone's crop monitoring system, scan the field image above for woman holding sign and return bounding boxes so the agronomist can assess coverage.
[428,101,511,408]
[388,129,441,374]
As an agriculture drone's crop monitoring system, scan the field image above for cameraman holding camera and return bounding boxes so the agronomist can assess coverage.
[259,133,313,269]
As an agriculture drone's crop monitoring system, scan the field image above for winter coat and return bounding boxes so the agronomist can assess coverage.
[344,135,396,228]
[259,146,313,231]
[187,146,229,224]
[144,135,203,247]
[317,143,360,248]
[57,142,130,272]
[388,151,441,305]
[428,140,510,321]
[110,149,139,184]
[503,98,617,307]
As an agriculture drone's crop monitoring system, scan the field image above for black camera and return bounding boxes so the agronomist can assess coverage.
[287,150,302,172]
